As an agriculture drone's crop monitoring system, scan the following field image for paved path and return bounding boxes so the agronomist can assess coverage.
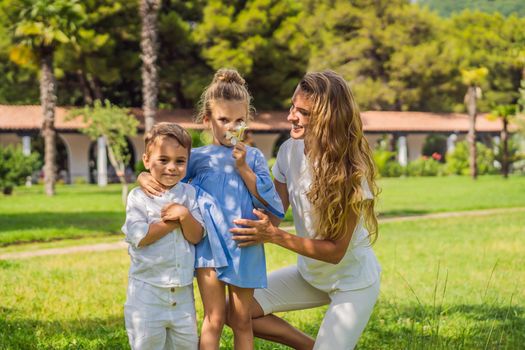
[1,207,524,260]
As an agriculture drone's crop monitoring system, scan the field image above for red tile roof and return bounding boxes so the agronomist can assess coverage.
[0,105,510,133]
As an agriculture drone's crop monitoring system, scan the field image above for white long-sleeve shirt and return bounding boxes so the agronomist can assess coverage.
[122,183,204,288]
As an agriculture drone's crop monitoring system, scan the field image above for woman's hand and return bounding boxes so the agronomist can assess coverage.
[137,171,167,198]
[232,142,247,168]
[230,209,277,247]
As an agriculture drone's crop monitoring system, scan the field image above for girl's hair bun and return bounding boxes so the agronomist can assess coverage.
[213,68,246,86]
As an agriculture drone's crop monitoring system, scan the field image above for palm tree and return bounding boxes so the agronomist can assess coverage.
[489,104,517,178]
[139,0,161,133]
[8,0,85,195]
[461,67,488,180]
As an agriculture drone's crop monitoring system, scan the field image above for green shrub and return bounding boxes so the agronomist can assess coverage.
[407,157,444,176]
[134,159,146,177]
[374,149,396,176]
[0,145,41,195]
[446,141,496,175]
[383,161,405,177]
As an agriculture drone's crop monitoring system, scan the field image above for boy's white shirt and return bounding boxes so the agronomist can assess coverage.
[272,138,381,292]
[122,182,204,288]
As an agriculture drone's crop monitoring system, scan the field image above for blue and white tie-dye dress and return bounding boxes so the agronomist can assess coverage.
[186,144,284,288]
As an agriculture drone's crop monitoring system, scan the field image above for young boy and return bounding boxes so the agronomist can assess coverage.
[122,122,204,350]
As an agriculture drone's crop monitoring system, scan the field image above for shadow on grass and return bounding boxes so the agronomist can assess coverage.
[0,212,123,246]
[378,209,430,218]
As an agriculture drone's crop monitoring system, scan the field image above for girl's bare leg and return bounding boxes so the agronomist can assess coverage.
[197,268,226,350]
[250,300,315,350]
[227,285,254,350]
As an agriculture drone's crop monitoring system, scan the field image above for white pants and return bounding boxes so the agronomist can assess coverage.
[254,265,380,350]
[124,278,198,350]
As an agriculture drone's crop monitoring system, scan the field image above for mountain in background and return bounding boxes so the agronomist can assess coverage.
[416,0,525,17]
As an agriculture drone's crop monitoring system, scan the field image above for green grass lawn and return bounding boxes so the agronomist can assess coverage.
[2,175,525,246]
[0,210,523,349]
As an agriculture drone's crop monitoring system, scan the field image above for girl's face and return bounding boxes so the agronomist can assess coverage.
[288,89,311,140]
[204,100,248,146]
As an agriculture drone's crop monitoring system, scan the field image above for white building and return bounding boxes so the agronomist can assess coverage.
[0,105,507,184]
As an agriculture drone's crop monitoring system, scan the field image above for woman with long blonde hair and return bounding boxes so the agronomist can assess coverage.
[231,70,381,349]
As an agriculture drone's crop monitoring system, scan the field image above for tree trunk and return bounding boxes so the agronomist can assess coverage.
[40,49,57,196]
[140,0,160,133]
[465,86,478,179]
[501,118,509,178]
[105,137,129,205]
[77,70,94,106]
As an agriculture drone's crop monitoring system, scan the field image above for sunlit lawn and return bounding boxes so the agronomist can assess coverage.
[0,176,524,348]
[0,210,523,349]
[2,175,525,246]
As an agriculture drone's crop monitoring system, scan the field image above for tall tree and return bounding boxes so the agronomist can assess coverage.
[303,0,455,111]
[194,0,308,108]
[139,0,160,133]
[461,67,488,179]
[69,100,138,204]
[489,104,517,178]
[6,0,85,195]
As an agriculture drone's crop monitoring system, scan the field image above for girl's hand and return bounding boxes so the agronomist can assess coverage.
[137,171,167,198]
[232,142,247,168]
[230,209,276,247]
[161,203,189,222]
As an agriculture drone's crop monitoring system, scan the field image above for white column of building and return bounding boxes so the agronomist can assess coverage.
[60,134,92,183]
[21,135,32,186]
[447,133,458,154]
[97,136,108,186]
[397,135,408,166]
[21,135,31,156]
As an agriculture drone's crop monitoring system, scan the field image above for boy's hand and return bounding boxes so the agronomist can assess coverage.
[161,203,189,222]
[138,171,168,198]
[232,142,247,168]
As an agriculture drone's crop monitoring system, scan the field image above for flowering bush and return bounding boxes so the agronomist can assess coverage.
[407,156,444,176]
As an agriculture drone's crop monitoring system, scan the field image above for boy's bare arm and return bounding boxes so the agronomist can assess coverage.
[138,221,179,247]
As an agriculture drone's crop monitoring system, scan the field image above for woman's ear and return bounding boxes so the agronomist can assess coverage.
[142,153,150,170]
[203,114,211,128]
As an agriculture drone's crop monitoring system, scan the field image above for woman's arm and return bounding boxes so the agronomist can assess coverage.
[230,208,357,264]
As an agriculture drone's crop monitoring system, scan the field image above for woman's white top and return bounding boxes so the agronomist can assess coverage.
[122,183,204,288]
[272,139,381,292]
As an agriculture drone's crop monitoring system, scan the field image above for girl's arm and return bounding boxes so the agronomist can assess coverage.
[230,208,358,265]
[233,143,267,205]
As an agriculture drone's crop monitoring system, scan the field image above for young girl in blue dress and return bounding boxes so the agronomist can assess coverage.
[139,68,284,349]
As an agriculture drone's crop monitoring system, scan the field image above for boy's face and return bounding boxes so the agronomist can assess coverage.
[143,136,188,188]
[204,99,248,147]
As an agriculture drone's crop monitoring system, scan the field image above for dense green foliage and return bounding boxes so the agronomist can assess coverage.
[418,0,525,17]
[0,0,524,112]
[0,145,41,194]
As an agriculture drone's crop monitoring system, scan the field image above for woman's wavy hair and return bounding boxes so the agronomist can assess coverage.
[300,71,379,243]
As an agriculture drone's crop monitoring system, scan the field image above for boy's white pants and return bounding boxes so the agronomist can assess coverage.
[254,265,380,350]
[124,278,198,350]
